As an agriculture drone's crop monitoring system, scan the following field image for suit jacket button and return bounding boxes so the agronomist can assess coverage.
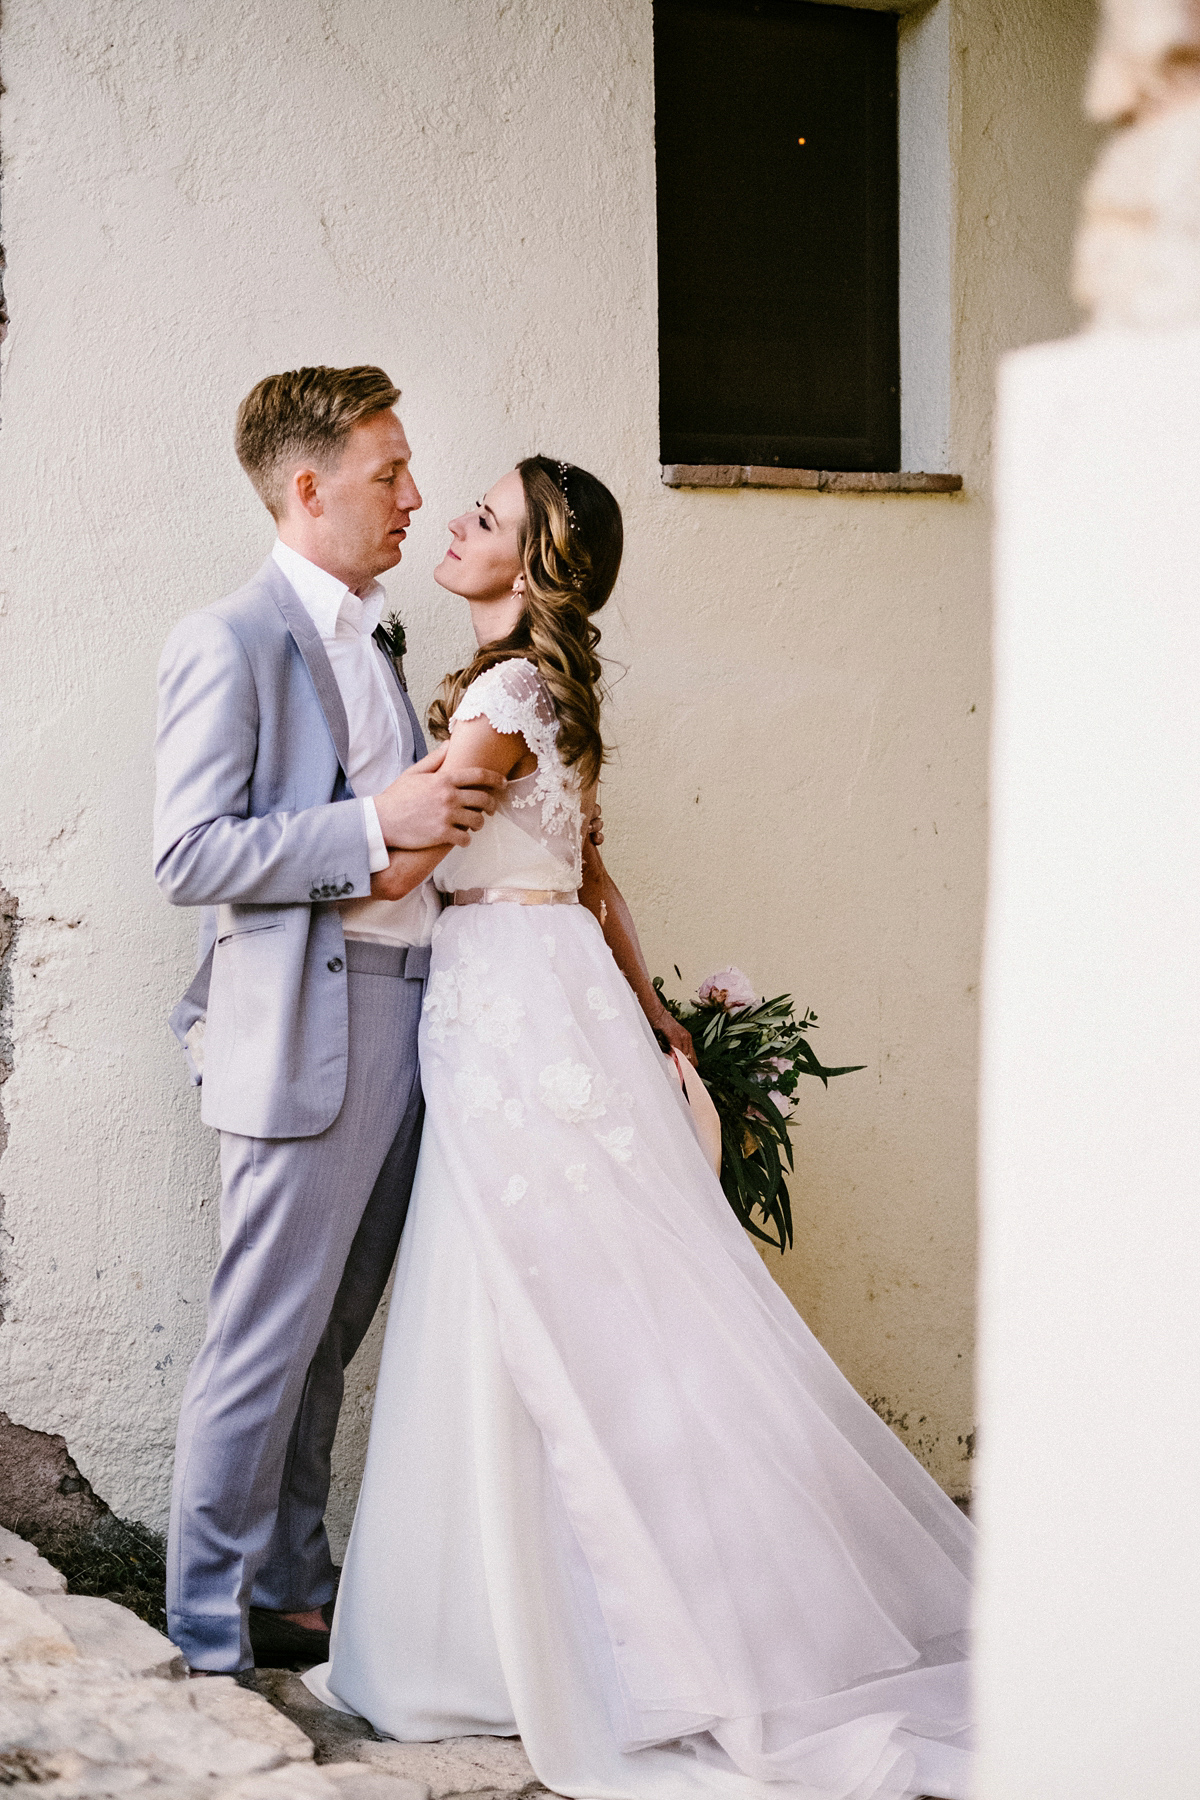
[327,957,344,973]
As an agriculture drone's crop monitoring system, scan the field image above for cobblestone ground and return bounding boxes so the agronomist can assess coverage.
[0,1524,556,1799]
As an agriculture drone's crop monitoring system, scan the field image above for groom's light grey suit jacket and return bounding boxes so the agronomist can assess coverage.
[154,557,426,1141]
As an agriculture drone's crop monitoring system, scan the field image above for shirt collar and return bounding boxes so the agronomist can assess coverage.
[271,539,386,643]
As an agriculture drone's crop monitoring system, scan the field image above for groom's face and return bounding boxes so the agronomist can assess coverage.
[302,408,422,587]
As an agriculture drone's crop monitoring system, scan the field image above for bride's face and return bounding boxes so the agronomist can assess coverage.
[434,469,527,604]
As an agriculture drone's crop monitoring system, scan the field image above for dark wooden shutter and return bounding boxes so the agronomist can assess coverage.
[655,0,900,472]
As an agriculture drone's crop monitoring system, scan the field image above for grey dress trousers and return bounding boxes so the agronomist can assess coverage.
[168,942,426,1669]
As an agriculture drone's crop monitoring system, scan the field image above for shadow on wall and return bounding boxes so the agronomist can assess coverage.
[0,1412,167,1628]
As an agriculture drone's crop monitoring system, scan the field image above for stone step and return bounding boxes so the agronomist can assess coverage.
[255,1666,384,1762]
[256,1670,554,1798]
[0,1660,308,1789]
[353,1735,544,1797]
[0,1521,68,1595]
[39,1590,186,1680]
[0,1549,505,1798]
[0,1578,77,1666]
[322,1764,432,1800]
[0,1532,577,1797]
[188,1673,318,1764]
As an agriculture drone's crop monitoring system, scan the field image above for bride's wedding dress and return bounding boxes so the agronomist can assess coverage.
[304,661,974,1800]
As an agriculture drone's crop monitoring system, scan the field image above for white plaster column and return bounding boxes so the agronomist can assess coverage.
[977,2,1200,1793]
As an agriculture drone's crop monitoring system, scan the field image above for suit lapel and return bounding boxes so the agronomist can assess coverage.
[372,628,428,762]
[266,563,352,774]
[404,686,428,761]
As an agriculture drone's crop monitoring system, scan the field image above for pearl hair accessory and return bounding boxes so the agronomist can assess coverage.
[551,461,584,592]
[557,461,577,527]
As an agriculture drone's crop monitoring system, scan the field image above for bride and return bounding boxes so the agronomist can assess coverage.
[303,457,974,1800]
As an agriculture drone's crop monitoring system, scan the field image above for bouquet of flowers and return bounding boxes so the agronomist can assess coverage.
[653,966,863,1254]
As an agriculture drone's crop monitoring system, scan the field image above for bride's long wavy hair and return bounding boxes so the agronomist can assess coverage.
[427,456,622,791]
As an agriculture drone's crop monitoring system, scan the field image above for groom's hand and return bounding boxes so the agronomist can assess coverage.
[373,743,506,848]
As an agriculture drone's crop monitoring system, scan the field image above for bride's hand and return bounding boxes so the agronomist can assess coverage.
[655,1008,697,1069]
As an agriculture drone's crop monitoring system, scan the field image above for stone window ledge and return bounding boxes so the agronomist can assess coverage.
[661,464,963,494]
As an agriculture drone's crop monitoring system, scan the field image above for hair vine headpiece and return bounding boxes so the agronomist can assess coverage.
[557,461,577,528]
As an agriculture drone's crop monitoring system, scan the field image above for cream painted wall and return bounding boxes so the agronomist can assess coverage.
[0,0,1096,1535]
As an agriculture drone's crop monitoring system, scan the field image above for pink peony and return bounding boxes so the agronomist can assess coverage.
[698,966,757,1011]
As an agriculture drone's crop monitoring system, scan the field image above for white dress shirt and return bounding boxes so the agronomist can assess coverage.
[272,539,438,948]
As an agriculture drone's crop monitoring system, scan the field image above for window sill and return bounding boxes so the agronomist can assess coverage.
[661,464,963,495]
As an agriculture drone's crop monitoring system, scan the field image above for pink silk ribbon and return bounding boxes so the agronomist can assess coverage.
[664,1047,722,1177]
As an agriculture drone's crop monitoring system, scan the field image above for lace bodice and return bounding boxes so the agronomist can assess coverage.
[434,659,583,894]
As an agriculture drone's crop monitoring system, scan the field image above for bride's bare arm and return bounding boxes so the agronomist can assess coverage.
[369,716,529,901]
[579,825,697,1068]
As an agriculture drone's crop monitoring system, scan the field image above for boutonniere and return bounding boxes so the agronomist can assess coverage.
[376,611,408,691]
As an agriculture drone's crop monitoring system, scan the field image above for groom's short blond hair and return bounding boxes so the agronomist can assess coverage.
[235,364,401,518]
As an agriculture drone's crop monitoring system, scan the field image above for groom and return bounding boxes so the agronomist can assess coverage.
[154,365,505,1676]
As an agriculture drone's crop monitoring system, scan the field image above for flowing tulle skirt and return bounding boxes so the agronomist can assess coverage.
[305,904,974,1800]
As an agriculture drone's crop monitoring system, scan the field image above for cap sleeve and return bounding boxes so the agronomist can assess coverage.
[451,658,558,763]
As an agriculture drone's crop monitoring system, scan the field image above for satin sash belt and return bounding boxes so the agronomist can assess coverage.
[451,887,580,907]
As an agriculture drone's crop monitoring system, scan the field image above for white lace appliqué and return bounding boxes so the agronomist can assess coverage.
[565,1164,590,1194]
[596,1126,634,1164]
[587,986,618,1021]
[422,966,460,1042]
[450,659,583,880]
[500,1175,528,1207]
[423,950,524,1050]
[538,1057,610,1124]
[456,1070,502,1120]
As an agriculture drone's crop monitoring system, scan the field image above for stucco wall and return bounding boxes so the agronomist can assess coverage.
[0,0,1096,1535]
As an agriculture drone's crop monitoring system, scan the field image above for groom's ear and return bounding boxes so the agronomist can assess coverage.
[292,465,324,519]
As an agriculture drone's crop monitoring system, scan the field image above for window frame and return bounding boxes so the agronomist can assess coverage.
[654,0,903,475]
